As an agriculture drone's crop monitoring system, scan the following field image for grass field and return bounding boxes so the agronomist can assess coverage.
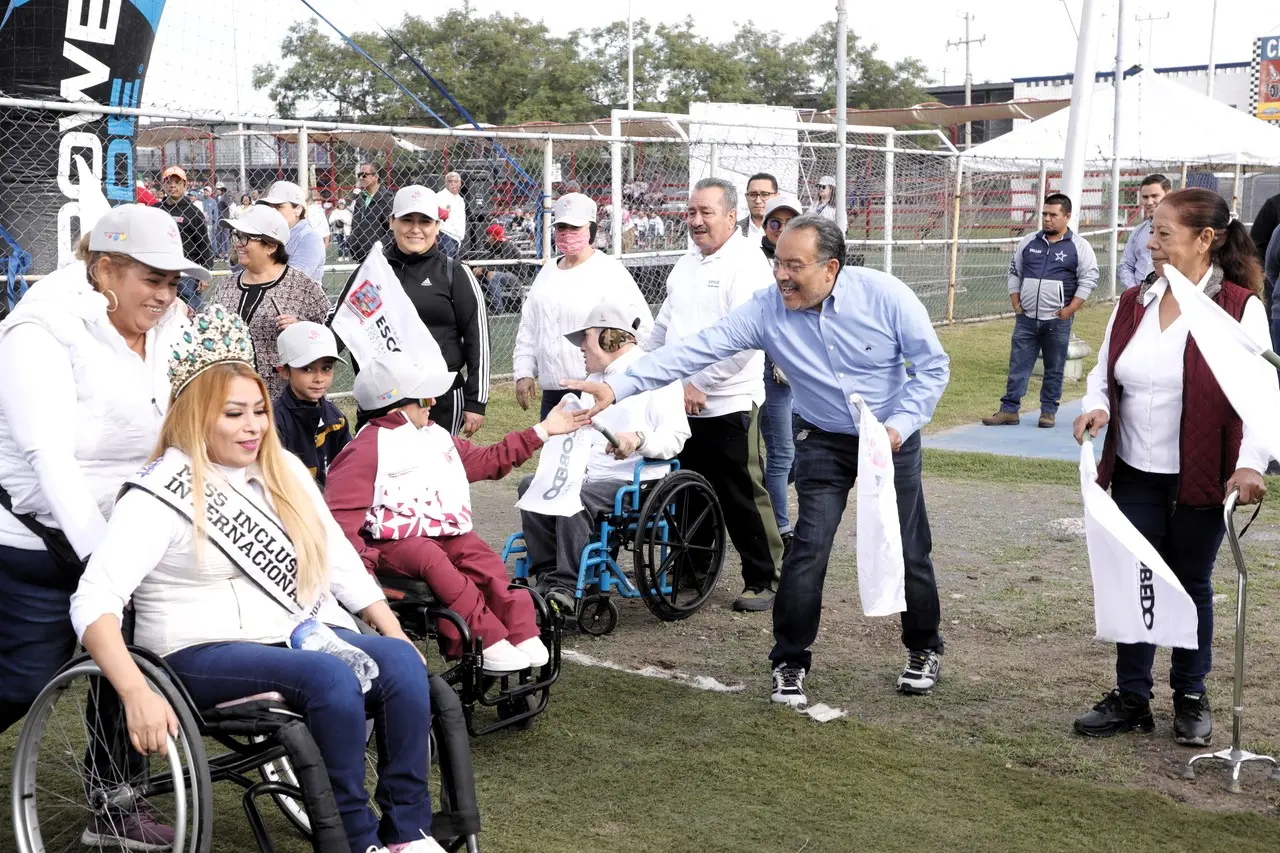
[8,302,1280,853]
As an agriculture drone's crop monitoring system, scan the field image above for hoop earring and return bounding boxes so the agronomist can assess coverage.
[103,289,120,313]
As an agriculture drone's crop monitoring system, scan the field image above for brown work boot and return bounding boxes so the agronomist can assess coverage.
[1038,412,1056,428]
[981,411,1020,426]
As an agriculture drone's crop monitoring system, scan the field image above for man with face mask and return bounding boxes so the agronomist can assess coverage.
[513,193,653,419]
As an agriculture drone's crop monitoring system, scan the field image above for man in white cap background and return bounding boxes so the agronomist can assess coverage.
[812,176,838,221]
[273,321,350,488]
[373,185,490,437]
[437,171,467,250]
[517,300,689,608]
[647,176,782,614]
[151,165,214,308]
[513,192,653,419]
[257,180,326,283]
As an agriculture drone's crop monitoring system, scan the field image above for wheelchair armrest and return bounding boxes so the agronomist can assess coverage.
[615,458,679,516]
[377,572,436,603]
[632,457,679,484]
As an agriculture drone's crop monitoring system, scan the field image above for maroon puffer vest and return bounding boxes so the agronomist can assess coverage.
[1095,278,1253,507]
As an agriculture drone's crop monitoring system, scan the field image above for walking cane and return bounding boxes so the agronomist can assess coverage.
[1183,488,1280,792]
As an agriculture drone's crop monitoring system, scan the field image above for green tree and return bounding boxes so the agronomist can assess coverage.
[802,21,931,111]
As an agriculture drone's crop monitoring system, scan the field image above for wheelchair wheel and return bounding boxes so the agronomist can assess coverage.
[577,594,619,636]
[11,655,212,853]
[633,469,726,621]
[261,718,378,834]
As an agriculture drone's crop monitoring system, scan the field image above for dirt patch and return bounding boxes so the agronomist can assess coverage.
[470,473,1280,816]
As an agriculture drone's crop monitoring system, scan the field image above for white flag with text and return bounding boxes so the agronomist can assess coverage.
[329,242,445,370]
[852,395,906,617]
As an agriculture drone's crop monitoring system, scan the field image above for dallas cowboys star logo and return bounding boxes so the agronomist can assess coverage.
[1053,250,1067,262]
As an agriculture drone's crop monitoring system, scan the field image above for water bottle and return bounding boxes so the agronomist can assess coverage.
[289,619,380,694]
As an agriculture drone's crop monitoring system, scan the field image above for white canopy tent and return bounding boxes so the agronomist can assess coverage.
[963,69,1280,170]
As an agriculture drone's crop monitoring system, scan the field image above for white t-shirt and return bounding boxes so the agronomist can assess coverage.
[306,203,331,238]
[513,250,654,389]
[438,189,467,243]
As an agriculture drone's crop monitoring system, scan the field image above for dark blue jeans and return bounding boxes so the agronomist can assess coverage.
[771,425,942,671]
[760,358,795,535]
[166,630,432,852]
[1000,313,1073,415]
[1110,460,1223,698]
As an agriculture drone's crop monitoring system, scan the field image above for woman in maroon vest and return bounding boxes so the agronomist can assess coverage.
[1071,188,1270,746]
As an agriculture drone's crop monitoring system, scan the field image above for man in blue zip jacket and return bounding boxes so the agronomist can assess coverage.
[983,193,1098,429]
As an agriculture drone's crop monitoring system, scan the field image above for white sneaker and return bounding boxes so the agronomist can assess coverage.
[482,639,531,675]
[771,663,807,708]
[514,637,550,668]
[390,834,448,853]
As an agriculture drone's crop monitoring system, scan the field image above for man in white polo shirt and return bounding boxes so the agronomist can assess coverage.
[649,176,782,612]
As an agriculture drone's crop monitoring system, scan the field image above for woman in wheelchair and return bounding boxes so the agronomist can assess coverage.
[324,351,589,674]
[68,306,448,853]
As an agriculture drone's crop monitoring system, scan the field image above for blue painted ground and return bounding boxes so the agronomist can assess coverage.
[923,398,1106,462]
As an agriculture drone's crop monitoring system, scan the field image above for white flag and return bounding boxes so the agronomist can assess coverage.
[330,242,445,370]
[516,395,594,517]
[1079,441,1198,649]
[58,156,111,269]
[852,395,906,617]
[1165,265,1280,464]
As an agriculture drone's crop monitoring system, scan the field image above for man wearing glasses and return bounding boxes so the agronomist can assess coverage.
[349,162,395,262]
[740,173,778,242]
[567,214,950,709]
[642,177,783,615]
[151,165,214,308]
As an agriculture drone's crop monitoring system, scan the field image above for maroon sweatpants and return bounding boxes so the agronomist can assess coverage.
[373,531,538,658]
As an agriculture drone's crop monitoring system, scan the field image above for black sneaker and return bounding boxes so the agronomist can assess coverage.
[1073,688,1154,738]
[896,649,942,695]
[781,531,795,560]
[771,663,807,708]
[1172,691,1213,746]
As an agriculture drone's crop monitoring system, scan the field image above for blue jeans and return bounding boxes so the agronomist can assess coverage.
[1110,460,1223,697]
[1000,313,1073,415]
[771,424,942,670]
[177,276,204,311]
[760,358,795,535]
[166,630,432,852]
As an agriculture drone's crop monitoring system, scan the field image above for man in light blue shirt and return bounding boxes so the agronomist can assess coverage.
[567,214,950,708]
[257,180,327,284]
[1117,174,1170,290]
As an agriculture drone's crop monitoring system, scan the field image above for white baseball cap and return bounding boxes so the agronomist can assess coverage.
[257,180,307,208]
[353,351,456,411]
[392,185,440,220]
[221,204,290,245]
[817,175,837,188]
[764,193,803,219]
[88,204,212,282]
[553,192,596,227]
[276,321,345,368]
[564,301,645,347]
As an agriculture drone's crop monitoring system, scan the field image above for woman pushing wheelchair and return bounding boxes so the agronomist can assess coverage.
[69,305,447,853]
[324,351,589,674]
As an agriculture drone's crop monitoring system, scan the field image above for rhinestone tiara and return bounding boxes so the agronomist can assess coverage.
[169,304,256,396]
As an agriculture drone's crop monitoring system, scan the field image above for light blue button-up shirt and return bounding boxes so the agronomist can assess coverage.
[286,220,327,284]
[1117,218,1154,290]
[608,266,950,439]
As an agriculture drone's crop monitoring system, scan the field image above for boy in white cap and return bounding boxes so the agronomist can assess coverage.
[258,180,326,283]
[324,352,589,674]
[514,192,653,419]
[273,321,351,488]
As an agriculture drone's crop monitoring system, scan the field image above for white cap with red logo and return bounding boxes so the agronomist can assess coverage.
[392,185,440,220]
[276,321,346,368]
[88,204,212,281]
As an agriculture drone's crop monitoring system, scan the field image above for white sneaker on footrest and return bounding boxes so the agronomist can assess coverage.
[514,636,550,668]
[482,639,531,675]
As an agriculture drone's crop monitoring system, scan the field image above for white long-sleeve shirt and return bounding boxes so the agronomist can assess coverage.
[647,230,774,417]
[70,453,385,657]
[585,347,689,483]
[1082,268,1274,475]
[0,263,187,557]
[438,189,467,244]
[513,250,653,389]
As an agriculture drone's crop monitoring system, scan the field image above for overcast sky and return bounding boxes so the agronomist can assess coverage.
[142,0,1279,116]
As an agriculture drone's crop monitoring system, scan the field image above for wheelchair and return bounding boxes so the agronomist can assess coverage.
[11,643,482,853]
[377,574,563,737]
[502,459,726,636]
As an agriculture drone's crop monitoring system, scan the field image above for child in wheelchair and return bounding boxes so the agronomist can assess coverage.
[325,351,589,674]
[516,301,689,610]
[68,305,448,853]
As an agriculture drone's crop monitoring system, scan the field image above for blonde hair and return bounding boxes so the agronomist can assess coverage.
[150,362,329,604]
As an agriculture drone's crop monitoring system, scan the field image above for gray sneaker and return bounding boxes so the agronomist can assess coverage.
[732,587,775,612]
[81,807,176,851]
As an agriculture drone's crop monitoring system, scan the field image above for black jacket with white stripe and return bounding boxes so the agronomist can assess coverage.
[384,241,490,415]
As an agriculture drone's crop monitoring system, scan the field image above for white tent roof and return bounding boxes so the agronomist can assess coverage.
[964,69,1280,170]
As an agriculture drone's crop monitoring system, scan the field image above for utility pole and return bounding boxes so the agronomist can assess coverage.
[1135,12,1169,68]
[946,13,985,149]
[835,0,848,233]
[1206,0,1219,98]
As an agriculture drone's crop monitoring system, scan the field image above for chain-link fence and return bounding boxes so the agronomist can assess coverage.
[3,98,1278,399]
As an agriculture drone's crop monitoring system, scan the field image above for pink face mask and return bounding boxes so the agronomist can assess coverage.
[555,227,590,256]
